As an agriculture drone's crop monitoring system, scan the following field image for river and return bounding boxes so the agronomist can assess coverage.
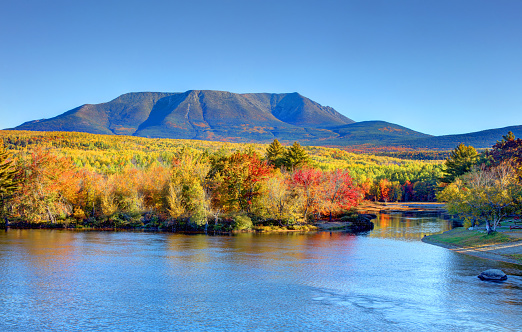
[0,212,521,331]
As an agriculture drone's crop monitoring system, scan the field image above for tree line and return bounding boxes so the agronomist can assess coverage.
[437,132,522,233]
[0,139,366,232]
[1,130,445,204]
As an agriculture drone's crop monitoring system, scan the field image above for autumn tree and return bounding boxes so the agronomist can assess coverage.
[256,171,304,225]
[136,166,170,212]
[440,143,479,184]
[0,142,19,222]
[11,148,81,223]
[167,151,210,226]
[210,151,272,213]
[75,170,104,219]
[378,178,391,202]
[402,181,414,202]
[437,163,522,233]
[319,169,362,221]
[388,181,403,202]
[487,131,522,170]
[290,168,323,220]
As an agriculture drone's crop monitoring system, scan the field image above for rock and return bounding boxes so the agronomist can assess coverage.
[478,269,507,281]
[348,214,375,232]
[360,214,377,220]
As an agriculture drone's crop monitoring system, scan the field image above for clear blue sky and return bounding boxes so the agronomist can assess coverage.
[1,0,521,136]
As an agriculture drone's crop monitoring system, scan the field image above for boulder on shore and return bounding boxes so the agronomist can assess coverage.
[348,214,376,232]
[478,269,507,281]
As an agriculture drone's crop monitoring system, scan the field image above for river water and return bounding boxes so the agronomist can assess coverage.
[0,212,521,331]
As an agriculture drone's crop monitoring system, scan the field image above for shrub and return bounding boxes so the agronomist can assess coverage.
[233,214,253,230]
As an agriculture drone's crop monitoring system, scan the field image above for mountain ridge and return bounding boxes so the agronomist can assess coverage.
[13,90,362,142]
[395,125,522,149]
[10,90,520,149]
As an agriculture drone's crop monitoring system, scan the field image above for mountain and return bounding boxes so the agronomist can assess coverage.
[323,121,431,145]
[11,90,518,149]
[395,125,522,149]
[13,90,359,143]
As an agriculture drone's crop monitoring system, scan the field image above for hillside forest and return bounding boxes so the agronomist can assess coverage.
[0,130,464,232]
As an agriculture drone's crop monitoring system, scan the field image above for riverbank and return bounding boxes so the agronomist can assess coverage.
[3,222,319,234]
[3,222,377,234]
[422,227,522,266]
[358,202,446,213]
[4,212,376,234]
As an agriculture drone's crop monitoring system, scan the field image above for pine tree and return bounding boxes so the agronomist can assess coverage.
[283,142,310,169]
[265,139,286,168]
[501,131,516,142]
[440,143,479,184]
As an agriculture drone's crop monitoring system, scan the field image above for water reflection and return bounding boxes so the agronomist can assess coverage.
[369,211,455,240]
[0,216,521,331]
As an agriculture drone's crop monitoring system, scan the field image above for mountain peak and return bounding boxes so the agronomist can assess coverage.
[12,90,356,142]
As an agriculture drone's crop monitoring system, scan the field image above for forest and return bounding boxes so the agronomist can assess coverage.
[0,130,446,232]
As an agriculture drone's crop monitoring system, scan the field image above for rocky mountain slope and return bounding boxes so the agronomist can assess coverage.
[14,90,360,142]
[11,90,518,148]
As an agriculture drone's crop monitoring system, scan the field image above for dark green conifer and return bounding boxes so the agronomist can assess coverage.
[282,142,310,169]
[265,139,286,168]
[440,143,479,183]
[501,131,516,142]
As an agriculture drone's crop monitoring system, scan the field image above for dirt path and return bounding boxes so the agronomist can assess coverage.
[422,237,522,266]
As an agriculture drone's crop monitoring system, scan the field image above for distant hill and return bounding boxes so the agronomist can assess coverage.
[322,121,431,146]
[395,125,522,149]
[9,90,519,149]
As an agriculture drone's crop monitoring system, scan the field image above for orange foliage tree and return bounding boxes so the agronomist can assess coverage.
[210,151,273,213]
[11,148,81,223]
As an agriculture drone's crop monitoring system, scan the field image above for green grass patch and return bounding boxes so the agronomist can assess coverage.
[425,227,519,248]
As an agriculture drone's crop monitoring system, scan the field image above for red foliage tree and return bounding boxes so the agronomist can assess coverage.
[290,168,323,220]
[487,131,522,169]
[320,169,362,221]
[212,151,273,212]
[402,181,414,202]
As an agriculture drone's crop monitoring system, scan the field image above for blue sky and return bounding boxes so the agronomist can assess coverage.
[1,0,521,136]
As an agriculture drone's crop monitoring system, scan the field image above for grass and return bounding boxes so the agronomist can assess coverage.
[424,227,519,248]
[502,254,522,262]
[502,254,522,265]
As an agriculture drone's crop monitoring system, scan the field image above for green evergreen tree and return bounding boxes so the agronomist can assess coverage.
[0,142,19,223]
[440,143,479,183]
[501,131,516,142]
[283,142,310,169]
[265,139,286,168]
